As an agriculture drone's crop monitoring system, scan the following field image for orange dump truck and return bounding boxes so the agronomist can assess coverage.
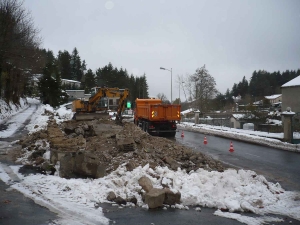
[134,98,181,137]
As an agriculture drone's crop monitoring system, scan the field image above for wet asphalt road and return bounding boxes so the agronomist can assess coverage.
[0,103,58,225]
[0,180,58,225]
[175,129,300,191]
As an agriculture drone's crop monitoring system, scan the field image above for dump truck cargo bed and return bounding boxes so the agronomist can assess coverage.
[135,99,181,121]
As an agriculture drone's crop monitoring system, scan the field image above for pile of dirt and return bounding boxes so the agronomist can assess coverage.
[17,115,225,178]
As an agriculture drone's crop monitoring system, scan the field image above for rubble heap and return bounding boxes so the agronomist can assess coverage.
[18,117,225,179]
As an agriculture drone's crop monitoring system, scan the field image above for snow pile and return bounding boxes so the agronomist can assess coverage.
[1,164,299,225]
[0,97,73,135]
[26,104,53,134]
[26,104,74,134]
[54,106,74,124]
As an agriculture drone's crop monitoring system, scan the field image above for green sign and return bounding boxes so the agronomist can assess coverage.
[127,101,131,108]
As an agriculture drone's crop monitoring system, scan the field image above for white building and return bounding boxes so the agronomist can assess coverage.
[264,94,282,104]
[281,75,300,113]
[61,79,81,88]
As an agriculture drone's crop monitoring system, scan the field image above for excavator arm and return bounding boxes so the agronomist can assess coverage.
[72,87,130,121]
[116,89,130,121]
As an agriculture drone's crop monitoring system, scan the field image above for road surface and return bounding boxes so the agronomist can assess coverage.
[175,130,300,191]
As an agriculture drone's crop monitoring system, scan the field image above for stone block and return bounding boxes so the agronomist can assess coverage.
[145,188,165,209]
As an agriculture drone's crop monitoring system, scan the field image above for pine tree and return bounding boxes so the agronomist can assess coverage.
[70,48,82,81]
[84,69,96,93]
[57,50,72,80]
[38,62,68,107]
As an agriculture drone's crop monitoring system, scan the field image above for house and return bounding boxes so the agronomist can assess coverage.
[230,114,246,129]
[230,113,255,129]
[65,90,85,101]
[264,94,282,104]
[281,75,300,113]
[181,108,199,116]
[61,79,81,88]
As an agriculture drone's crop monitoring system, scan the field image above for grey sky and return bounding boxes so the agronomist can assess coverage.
[24,0,300,101]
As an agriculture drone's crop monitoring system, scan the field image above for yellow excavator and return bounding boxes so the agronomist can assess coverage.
[72,87,130,121]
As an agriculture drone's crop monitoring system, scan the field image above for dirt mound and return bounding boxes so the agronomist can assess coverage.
[18,116,225,178]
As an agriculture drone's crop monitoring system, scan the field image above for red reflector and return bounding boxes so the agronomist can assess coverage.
[149,125,155,129]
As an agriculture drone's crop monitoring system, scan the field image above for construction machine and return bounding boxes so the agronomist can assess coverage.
[134,98,181,137]
[72,87,130,121]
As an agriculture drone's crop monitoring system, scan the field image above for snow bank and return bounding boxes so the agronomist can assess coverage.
[0,98,28,123]
[26,103,74,134]
[0,164,299,225]
[178,123,300,152]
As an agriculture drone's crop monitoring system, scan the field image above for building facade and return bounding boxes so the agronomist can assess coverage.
[61,79,81,88]
[264,94,282,104]
[281,76,300,113]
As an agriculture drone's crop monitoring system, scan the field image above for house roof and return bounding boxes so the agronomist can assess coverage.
[264,94,282,100]
[281,75,300,87]
[181,108,199,115]
[62,79,81,84]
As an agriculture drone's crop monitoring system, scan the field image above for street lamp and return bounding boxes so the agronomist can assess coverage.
[160,67,172,103]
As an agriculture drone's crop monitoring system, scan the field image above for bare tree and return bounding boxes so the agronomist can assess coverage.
[176,74,189,103]
[0,0,43,102]
[156,93,170,104]
[186,65,218,112]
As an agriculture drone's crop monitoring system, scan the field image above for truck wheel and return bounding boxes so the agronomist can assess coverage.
[142,122,146,131]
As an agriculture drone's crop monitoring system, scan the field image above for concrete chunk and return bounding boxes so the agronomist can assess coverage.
[145,188,165,209]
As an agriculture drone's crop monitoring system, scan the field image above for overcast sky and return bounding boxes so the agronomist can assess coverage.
[24,0,300,101]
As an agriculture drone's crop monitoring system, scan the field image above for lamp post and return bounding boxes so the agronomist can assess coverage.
[160,67,172,103]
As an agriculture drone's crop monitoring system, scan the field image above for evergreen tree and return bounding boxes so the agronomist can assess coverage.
[84,69,96,93]
[38,62,68,107]
[70,48,82,81]
[57,50,72,80]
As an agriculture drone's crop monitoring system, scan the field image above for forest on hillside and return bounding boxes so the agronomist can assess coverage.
[210,69,300,111]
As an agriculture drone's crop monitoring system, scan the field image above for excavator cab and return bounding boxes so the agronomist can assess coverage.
[96,97,108,108]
